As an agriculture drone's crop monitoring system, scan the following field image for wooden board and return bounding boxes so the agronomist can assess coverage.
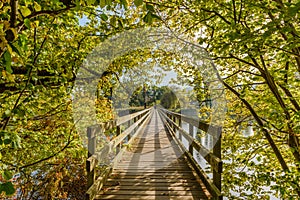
[95,109,211,200]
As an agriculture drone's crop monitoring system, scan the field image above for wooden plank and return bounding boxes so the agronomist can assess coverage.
[111,111,151,147]
[98,189,208,196]
[160,114,222,199]
[94,109,211,200]
[87,125,101,138]
[86,154,98,172]
[110,171,197,175]
[105,180,201,186]
[106,178,200,183]
[102,185,202,191]
[107,174,199,179]
[96,195,208,200]
[213,133,222,191]
[86,167,112,200]
[159,109,222,173]
[112,110,153,168]
[159,108,221,138]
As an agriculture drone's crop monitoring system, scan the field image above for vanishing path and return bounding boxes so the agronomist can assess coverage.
[96,109,210,200]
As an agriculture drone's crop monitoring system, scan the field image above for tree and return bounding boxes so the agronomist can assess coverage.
[0,0,144,198]
[160,89,180,109]
[142,0,300,198]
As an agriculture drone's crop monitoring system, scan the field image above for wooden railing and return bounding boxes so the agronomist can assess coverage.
[86,108,153,200]
[158,107,223,200]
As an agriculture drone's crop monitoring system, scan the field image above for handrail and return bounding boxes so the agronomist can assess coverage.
[158,107,223,200]
[86,107,153,200]
[160,108,220,139]
[116,107,151,126]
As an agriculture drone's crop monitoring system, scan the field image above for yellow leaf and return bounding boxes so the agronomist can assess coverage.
[34,2,41,11]
[2,70,7,78]
[20,6,31,17]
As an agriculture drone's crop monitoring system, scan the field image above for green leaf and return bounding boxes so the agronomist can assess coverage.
[4,139,11,145]
[151,13,161,21]
[110,16,116,27]
[20,6,31,17]
[100,0,106,8]
[100,13,108,21]
[3,170,13,180]
[106,0,112,5]
[10,43,21,56]
[33,2,41,11]
[118,19,123,28]
[121,0,128,9]
[146,4,155,12]
[0,182,15,196]
[24,18,31,29]
[134,0,143,7]
[5,109,11,116]
[87,0,96,6]
[143,11,153,24]
[3,51,13,74]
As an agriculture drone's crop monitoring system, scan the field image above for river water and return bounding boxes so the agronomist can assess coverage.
[179,120,279,200]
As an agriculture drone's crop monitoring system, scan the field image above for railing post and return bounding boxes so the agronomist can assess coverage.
[134,117,137,132]
[178,116,182,141]
[172,115,176,133]
[213,127,222,193]
[189,124,193,154]
[127,119,131,141]
[87,126,96,190]
[116,125,121,154]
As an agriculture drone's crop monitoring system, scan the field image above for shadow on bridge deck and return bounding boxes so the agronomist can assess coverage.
[95,109,211,200]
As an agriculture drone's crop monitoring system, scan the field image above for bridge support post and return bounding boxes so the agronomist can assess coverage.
[172,116,176,134]
[134,117,137,133]
[213,127,222,193]
[116,125,121,154]
[189,124,193,154]
[87,127,97,189]
[178,117,182,141]
[127,120,131,141]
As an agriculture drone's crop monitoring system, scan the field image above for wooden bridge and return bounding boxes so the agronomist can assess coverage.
[86,107,222,200]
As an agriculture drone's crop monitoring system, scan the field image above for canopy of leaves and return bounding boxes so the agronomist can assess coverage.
[1,0,300,199]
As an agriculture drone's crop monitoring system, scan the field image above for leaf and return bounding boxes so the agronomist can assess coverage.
[110,16,116,27]
[100,0,106,8]
[33,2,41,11]
[3,170,13,180]
[3,51,13,74]
[75,0,81,10]
[20,6,31,17]
[143,11,153,24]
[9,43,21,56]
[146,4,155,12]
[0,182,15,196]
[118,19,123,28]
[24,18,31,29]
[151,13,161,21]
[4,139,11,145]
[87,0,96,6]
[100,13,108,21]
[5,109,11,116]
[121,0,128,9]
[134,0,143,7]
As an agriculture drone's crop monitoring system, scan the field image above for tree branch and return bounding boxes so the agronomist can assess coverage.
[10,0,18,27]
[19,127,74,170]
[200,8,231,25]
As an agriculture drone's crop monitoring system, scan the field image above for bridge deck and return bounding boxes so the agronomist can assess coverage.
[96,109,210,200]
